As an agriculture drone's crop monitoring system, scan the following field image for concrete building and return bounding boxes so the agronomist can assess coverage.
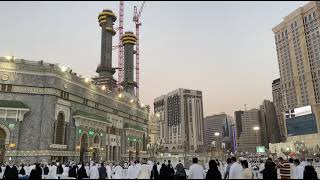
[272,78,286,141]
[237,109,263,153]
[260,100,281,144]
[204,113,234,150]
[154,88,204,153]
[273,1,320,110]
[0,9,149,164]
[234,111,244,139]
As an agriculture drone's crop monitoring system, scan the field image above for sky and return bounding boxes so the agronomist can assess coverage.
[0,1,309,117]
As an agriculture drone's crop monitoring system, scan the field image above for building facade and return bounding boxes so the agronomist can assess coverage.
[260,100,281,144]
[234,111,244,139]
[147,114,160,146]
[0,8,149,164]
[272,78,286,141]
[204,113,234,150]
[273,1,320,110]
[237,109,263,153]
[154,88,204,153]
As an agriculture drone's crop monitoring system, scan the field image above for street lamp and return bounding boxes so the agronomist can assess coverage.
[253,126,260,131]
[253,126,260,149]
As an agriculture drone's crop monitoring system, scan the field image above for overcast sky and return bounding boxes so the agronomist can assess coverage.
[0,1,308,117]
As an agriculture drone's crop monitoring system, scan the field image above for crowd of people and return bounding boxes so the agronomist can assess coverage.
[0,156,318,179]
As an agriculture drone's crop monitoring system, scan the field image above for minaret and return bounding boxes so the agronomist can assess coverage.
[121,32,137,95]
[94,9,117,91]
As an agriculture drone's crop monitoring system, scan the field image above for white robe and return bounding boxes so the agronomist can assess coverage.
[106,165,112,179]
[148,161,154,174]
[229,162,243,179]
[290,163,295,179]
[112,165,123,179]
[127,165,136,179]
[25,166,31,176]
[294,165,304,179]
[137,164,150,179]
[62,167,69,177]
[157,164,161,174]
[89,165,100,179]
[49,165,57,176]
[85,165,90,177]
[188,164,205,179]
[134,163,142,179]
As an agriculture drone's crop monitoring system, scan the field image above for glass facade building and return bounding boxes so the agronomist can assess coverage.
[286,114,318,136]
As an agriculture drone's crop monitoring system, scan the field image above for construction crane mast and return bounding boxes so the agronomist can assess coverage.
[117,1,125,90]
[133,1,146,100]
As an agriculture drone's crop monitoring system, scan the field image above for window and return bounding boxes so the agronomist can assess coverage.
[60,91,69,100]
[0,84,12,92]
[84,99,88,105]
[54,112,65,144]
[94,135,100,144]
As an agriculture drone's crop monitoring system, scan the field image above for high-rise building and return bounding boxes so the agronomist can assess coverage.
[260,100,281,145]
[272,78,286,141]
[234,111,244,138]
[154,88,204,153]
[204,113,234,150]
[237,109,263,153]
[273,1,320,110]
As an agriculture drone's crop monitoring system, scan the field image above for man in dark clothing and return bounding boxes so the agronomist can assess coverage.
[69,164,78,178]
[160,163,169,179]
[77,164,88,179]
[167,160,175,180]
[98,162,107,179]
[57,164,64,175]
[29,164,42,179]
[151,163,159,179]
[3,165,11,180]
[19,164,26,175]
[43,165,49,175]
[7,165,19,180]
[206,160,221,179]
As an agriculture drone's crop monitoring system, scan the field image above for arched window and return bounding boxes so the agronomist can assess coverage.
[55,112,65,144]
[165,147,169,152]
[94,135,100,144]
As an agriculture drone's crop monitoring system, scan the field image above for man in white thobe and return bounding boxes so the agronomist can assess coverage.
[106,162,113,179]
[127,161,136,179]
[137,160,150,179]
[293,159,304,179]
[188,158,205,179]
[134,161,142,179]
[89,163,100,179]
[49,163,57,177]
[112,163,123,179]
[229,157,243,179]
[85,163,90,177]
[156,162,161,175]
[123,162,128,178]
[147,161,153,174]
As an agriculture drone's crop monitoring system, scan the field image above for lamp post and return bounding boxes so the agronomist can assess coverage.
[211,132,220,159]
[253,126,260,151]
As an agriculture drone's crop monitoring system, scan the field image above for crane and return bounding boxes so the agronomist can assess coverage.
[117,1,125,90]
[133,1,146,100]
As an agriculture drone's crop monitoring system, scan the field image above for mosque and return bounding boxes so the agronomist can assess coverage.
[0,8,149,164]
